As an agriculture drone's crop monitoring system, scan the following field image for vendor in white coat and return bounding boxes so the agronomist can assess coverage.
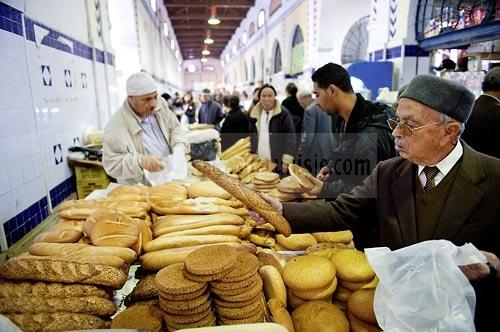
[103,72,189,185]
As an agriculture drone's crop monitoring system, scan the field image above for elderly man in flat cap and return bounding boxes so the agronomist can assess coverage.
[103,72,189,185]
[251,74,499,330]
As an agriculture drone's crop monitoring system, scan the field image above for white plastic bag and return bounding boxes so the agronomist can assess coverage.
[365,240,486,332]
[144,146,188,186]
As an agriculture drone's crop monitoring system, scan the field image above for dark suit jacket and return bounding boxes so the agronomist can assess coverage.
[283,142,499,330]
[462,94,500,159]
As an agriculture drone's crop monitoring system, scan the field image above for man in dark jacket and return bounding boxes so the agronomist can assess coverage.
[198,88,224,131]
[251,75,499,331]
[220,95,249,151]
[307,63,396,200]
[282,82,304,145]
[462,67,500,159]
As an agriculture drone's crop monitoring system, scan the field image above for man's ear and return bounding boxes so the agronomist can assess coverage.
[445,122,461,137]
[328,84,338,96]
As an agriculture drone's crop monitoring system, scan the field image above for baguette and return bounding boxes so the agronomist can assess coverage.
[60,207,148,219]
[28,242,137,263]
[180,197,244,208]
[34,229,82,243]
[143,234,240,253]
[0,295,117,316]
[275,234,317,251]
[17,253,127,270]
[6,312,108,331]
[49,220,84,232]
[109,185,150,197]
[59,200,150,211]
[155,213,244,227]
[312,230,354,244]
[158,225,252,239]
[153,218,245,237]
[0,256,127,289]
[153,204,248,216]
[260,265,287,306]
[193,160,292,236]
[0,282,110,299]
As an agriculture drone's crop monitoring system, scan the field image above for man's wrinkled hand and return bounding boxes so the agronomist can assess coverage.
[139,155,165,172]
[317,165,331,181]
[459,250,499,281]
[248,192,283,225]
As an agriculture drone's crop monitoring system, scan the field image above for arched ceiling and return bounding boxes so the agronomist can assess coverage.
[164,0,255,59]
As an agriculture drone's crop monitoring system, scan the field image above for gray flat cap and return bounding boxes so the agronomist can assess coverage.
[400,74,475,123]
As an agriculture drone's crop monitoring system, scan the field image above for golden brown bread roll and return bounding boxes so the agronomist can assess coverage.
[33,229,82,244]
[192,160,292,236]
[28,242,137,263]
[259,265,287,306]
[154,204,248,216]
[347,289,377,325]
[180,197,244,208]
[292,301,349,332]
[312,230,353,244]
[275,234,317,251]
[86,209,140,248]
[109,185,150,197]
[288,164,314,190]
[267,298,295,332]
[187,181,232,200]
[49,220,84,232]
[153,214,245,237]
[111,303,163,331]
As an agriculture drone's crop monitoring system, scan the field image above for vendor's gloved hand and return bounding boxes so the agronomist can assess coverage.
[317,165,331,181]
[248,192,283,226]
[139,154,165,172]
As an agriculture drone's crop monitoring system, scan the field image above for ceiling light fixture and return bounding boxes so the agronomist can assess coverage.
[208,5,220,25]
[204,30,214,44]
[202,47,210,56]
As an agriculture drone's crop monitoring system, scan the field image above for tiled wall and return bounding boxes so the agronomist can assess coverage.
[0,1,116,251]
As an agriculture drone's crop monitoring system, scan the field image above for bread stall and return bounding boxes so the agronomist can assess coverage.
[0,138,383,332]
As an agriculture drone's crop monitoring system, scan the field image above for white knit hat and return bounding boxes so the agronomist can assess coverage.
[126,72,157,96]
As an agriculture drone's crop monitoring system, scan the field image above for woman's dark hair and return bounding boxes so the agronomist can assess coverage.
[258,84,277,99]
[229,95,240,110]
[223,95,231,107]
[311,62,353,93]
[285,82,298,95]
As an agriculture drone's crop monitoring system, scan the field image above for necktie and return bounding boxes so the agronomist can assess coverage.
[423,166,439,192]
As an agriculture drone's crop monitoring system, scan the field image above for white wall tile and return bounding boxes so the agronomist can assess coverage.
[7,162,23,189]
[32,153,43,177]
[21,156,35,183]
[0,108,14,138]
[0,54,29,84]
[0,191,16,223]
[28,132,40,155]
[16,132,31,159]
[0,136,18,166]
[0,30,24,57]
[12,108,36,135]
[24,176,44,207]
[0,165,10,195]
[14,185,27,213]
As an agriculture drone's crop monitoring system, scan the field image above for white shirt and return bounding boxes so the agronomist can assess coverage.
[257,110,272,160]
[417,141,463,188]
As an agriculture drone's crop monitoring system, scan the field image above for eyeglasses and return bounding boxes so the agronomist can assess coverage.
[387,117,442,137]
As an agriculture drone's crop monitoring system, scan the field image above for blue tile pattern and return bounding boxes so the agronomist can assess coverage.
[106,52,115,66]
[404,45,429,57]
[0,2,23,36]
[74,41,93,60]
[374,50,384,61]
[386,46,401,59]
[3,197,49,247]
[49,176,75,208]
[95,49,105,63]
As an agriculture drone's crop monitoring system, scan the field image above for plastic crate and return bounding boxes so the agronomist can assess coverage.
[74,166,109,182]
[76,178,110,199]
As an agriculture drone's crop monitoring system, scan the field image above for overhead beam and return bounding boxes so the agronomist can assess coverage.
[164,0,254,8]
[170,14,245,20]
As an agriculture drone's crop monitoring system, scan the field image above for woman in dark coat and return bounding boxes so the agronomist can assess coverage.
[220,95,249,151]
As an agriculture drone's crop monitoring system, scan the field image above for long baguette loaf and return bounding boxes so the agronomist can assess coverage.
[155,213,244,227]
[59,200,150,211]
[180,197,244,208]
[28,243,137,263]
[33,229,82,243]
[140,242,257,271]
[153,218,246,237]
[192,160,292,236]
[153,204,248,216]
[59,207,148,220]
[158,225,252,239]
[143,234,240,253]
[0,282,110,299]
[0,256,127,289]
[0,296,117,316]
[18,253,127,270]
[5,312,108,331]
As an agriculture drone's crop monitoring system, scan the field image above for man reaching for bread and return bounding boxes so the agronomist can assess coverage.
[249,74,499,331]
[103,72,189,184]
